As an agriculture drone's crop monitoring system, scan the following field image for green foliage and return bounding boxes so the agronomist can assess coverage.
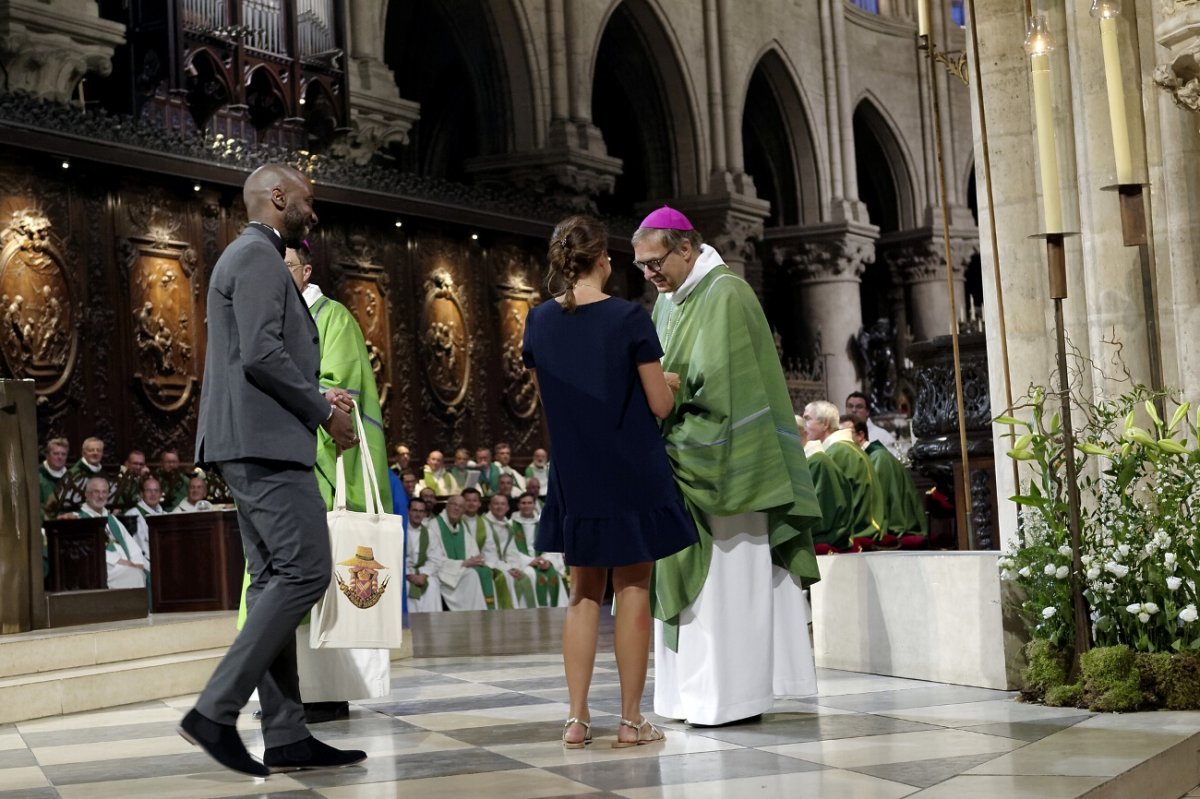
[1136,652,1200,710]
[1045,682,1083,707]
[1021,639,1069,702]
[1080,645,1144,712]
[997,384,1200,655]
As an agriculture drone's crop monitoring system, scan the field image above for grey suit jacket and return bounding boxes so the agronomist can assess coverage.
[196,225,329,467]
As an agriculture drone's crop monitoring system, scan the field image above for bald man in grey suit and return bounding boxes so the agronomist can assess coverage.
[180,164,365,776]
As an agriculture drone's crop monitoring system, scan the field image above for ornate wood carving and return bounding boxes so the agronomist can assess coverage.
[123,238,199,412]
[0,208,78,396]
[417,242,473,415]
[492,245,540,421]
[339,271,392,410]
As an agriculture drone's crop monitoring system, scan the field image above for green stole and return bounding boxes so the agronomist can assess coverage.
[83,508,148,590]
[511,518,560,607]
[438,515,497,608]
[489,516,536,609]
[408,523,430,599]
[470,515,514,609]
[652,264,822,650]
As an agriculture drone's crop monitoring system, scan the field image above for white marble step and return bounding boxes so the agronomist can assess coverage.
[0,647,226,724]
[0,612,237,679]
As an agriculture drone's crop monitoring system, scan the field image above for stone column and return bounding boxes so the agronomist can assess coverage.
[342,0,420,164]
[882,229,977,343]
[767,222,878,404]
[0,0,125,103]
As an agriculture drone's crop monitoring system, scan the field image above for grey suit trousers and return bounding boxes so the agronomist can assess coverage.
[194,459,331,748]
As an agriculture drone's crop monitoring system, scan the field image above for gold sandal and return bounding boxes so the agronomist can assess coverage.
[612,717,665,748]
[562,717,592,749]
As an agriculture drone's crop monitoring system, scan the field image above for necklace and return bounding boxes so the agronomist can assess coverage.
[575,282,602,291]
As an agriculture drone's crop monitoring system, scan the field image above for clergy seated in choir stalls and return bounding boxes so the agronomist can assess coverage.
[422,449,461,497]
[433,494,495,610]
[496,472,520,500]
[66,476,150,591]
[474,447,498,496]
[493,442,526,495]
[418,486,440,516]
[390,443,411,478]
[483,494,537,608]
[38,436,70,514]
[156,448,189,511]
[112,449,150,511]
[512,493,566,607]
[405,497,445,613]
[795,414,855,554]
[449,448,473,491]
[845,390,896,448]
[47,435,105,516]
[123,475,165,556]
[400,470,419,499]
[803,401,885,550]
[524,448,550,496]
[174,475,214,513]
[849,419,929,549]
[524,476,546,512]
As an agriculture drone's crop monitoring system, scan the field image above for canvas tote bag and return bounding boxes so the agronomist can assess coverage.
[309,406,405,649]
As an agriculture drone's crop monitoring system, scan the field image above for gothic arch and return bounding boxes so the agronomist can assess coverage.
[384,0,539,178]
[739,45,825,227]
[183,48,232,130]
[244,65,287,133]
[852,93,919,232]
[589,0,704,214]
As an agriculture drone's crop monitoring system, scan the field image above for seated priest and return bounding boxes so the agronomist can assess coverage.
[123,475,166,555]
[156,449,189,511]
[405,497,445,613]
[422,450,461,497]
[39,437,69,514]
[511,492,566,607]
[173,475,214,513]
[796,415,854,553]
[483,494,536,609]
[851,420,929,547]
[523,476,546,512]
[803,401,884,549]
[433,495,495,610]
[493,442,526,494]
[73,476,150,590]
[524,448,550,496]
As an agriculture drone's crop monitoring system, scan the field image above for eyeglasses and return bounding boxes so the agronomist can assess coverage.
[632,250,674,273]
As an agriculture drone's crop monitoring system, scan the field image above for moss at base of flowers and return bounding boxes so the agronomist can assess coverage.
[1045,682,1083,707]
[1081,646,1143,713]
[1136,652,1200,710]
[1022,639,1070,702]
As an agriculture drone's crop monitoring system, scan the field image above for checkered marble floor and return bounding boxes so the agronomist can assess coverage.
[0,653,1184,798]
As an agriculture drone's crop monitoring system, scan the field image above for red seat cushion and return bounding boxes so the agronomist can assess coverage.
[899,534,928,550]
[850,536,876,552]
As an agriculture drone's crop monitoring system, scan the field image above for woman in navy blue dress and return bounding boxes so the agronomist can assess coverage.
[523,215,697,749]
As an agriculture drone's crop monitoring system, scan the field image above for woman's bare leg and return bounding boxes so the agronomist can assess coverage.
[562,565,606,744]
[611,562,654,743]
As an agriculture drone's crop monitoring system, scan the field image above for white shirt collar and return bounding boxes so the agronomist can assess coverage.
[43,461,66,478]
[667,244,726,305]
[825,428,861,448]
[302,283,323,307]
[804,440,824,457]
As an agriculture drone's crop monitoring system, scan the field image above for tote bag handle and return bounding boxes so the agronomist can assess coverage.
[333,403,383,516]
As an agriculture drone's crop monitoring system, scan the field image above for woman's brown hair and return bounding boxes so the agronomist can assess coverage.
[547,215,608,312]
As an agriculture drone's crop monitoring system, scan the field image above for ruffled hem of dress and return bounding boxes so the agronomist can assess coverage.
[536,499,699,568]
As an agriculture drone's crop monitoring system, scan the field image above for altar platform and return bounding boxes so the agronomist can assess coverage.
[1,610,1198,798]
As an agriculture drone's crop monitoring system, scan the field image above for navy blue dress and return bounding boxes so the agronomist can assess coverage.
[522,296,698,567]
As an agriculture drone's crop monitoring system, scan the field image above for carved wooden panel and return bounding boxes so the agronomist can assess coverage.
[125,239,199,411]
[0,207,78,396]
[339,273,392,409]
[492,245,540,421]
[415,238,475,431]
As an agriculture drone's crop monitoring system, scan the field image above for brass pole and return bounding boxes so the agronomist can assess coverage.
[921,29,975,545]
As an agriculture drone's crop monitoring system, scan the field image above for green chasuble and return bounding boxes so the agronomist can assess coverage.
[652,262,822,649]
[823,430,884,542]
[437,515,497,608]
[310,292,393,513]
[865,440,928,537]
[471,515,514,609]
[38,463,64,511]
[804,447,854,549]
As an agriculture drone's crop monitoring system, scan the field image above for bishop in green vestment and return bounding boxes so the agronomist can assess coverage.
[634,206,821,725]
[865,439,928,539]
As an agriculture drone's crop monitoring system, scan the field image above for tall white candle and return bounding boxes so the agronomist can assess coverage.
[1030,52,1063,233]
[917,0,929,37]
[1099,16,1133,184]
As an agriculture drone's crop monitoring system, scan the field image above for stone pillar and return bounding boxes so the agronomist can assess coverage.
[0,0,125,103]
[1152,1,1200,403]
[882,229,977,343]
[464,0,620,209]
[340,0,421,164]
[767,222,878,404]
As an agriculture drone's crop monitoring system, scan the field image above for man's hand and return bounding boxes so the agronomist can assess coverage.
[322,406,358,449]
[664,372,681,393]
[464,555,484,567]
[533,558,551,570]
[325,388,354,413]
[406,574,428,587]
[508,567,525,579]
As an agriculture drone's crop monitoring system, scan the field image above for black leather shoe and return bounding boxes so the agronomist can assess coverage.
[263,735,367,772]
[178,708,269,777]
[304,701,350,724]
